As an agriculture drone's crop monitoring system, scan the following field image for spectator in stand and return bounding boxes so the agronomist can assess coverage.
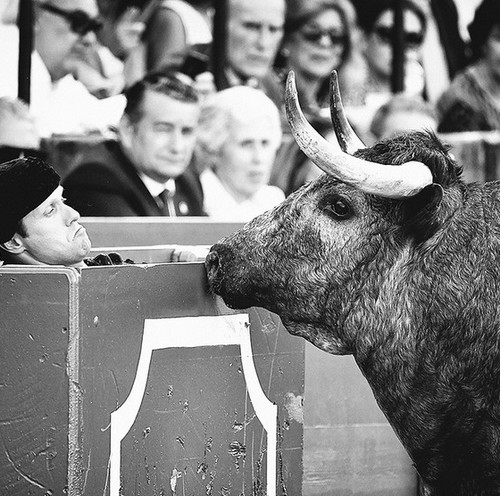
[63,71,205,217]
[356,0,427,107]
[437,0,500,132]
[351,0,468,104]
[369,93,437,143]
[273,0,363,118]
[142,0,212,73]
[0,0,126,137]
[123,0,215,97]
[68,0,146,98]
[219,0,286,108]
[195,86,284,221]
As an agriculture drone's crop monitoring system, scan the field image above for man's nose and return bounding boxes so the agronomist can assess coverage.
[78,30,97,47]
[65,204,80,225]
[169,129,185,152]
[256,27,274,48]
[252,143,267,163]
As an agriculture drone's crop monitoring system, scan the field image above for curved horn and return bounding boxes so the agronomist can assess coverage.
[329,70,365,154]
[285,71,433,199]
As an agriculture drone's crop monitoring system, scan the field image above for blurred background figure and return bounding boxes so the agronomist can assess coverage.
[220,0,285,108]
[0,97,43,162]
[273,0,363,118]
[0,0,125,137]
[140,0,212,75]
[67,0,146,98]
[369,93,437,143]
[63,71,205,216]
[195,86,284,221]
[437,0,500,132]
[357,0,427,106]
[352,0,468,104]
[342,0,428,138]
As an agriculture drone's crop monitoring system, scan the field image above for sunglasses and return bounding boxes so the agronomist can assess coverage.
[38,3,102,36]
[374,25,424,48]
[300,29,347,46]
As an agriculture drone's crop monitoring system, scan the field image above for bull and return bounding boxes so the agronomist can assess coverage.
[205,71,500,495]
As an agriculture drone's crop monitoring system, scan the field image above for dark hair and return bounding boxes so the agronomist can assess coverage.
[124,70,199,124]
[96,0,144,19]
[357,0,427,36]
[468,0,500,61]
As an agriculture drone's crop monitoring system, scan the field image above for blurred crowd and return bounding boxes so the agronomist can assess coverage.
[0,0,498,223]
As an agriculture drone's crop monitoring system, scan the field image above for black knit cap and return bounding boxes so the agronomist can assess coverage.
[0,157,60,243]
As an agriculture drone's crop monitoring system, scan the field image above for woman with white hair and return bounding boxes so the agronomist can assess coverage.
[195,86,285,221]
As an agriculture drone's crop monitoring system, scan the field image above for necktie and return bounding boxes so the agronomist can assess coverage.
[156,187,176,217]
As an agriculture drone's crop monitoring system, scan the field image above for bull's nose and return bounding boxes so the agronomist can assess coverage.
[205,250,220,284]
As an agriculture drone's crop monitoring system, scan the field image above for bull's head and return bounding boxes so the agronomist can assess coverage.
[205,71,462,356]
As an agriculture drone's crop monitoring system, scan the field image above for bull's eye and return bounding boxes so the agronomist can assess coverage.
[320,195,352,219]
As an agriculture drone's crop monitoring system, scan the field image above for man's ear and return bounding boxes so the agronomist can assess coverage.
[118,115,134,149]
[1,234,26,255]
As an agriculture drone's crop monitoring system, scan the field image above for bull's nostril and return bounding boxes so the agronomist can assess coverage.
[205,251,220,282]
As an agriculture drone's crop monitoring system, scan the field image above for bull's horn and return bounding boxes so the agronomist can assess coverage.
[285,71,433,199]
[329,71,364,154]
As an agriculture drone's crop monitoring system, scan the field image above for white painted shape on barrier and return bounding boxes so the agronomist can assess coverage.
[109,313,277,496]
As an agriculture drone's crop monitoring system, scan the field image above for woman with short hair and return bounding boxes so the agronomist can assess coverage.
[195,86,285,221]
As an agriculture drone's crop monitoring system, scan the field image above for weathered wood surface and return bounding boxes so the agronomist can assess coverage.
[0,263,304,495]
[303,344,417,496]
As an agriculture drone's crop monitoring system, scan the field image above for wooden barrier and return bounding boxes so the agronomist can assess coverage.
[0,263,304,495]
[440,131,500,183]
[84,225,417,494]
[82,218,244,247]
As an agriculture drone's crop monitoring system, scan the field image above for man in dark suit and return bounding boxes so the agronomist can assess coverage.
[63,71,205,216]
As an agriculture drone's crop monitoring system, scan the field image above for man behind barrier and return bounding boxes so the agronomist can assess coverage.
[0,157,128,267]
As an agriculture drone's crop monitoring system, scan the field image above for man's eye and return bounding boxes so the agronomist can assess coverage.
[243,22,261,31]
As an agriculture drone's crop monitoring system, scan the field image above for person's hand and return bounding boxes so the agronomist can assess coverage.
[168,246,211,262]
[115,7,146,57]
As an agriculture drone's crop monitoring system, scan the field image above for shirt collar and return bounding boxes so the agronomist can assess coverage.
[139,173,176,198]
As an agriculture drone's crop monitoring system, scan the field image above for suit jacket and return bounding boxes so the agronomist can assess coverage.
[62,140,205,216]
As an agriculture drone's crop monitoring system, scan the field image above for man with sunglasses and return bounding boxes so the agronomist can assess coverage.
[0,0,125,137]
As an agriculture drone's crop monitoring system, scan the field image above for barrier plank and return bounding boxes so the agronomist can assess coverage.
[82,218,244,247]
[0,267,78,496]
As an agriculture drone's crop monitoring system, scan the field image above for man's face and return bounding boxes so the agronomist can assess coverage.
[121,90,200,183]
[35,0,100,81]
[16,185,91,266]
[227,0,285,80]
[365,8,424,80]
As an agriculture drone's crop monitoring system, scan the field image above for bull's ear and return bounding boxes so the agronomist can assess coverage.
[402,184,443,243]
